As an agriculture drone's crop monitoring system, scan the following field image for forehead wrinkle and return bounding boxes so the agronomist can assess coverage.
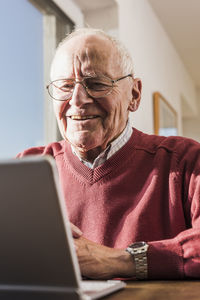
[73,54,82,77]
[83,47,107,63]
[52,36,121,79]
[79,46,109,76]
[71,49,92,77]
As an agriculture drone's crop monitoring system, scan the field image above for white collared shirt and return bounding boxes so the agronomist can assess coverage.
[71,119,133,169]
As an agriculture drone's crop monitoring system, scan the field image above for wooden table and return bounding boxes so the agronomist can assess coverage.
[104,281,200,300]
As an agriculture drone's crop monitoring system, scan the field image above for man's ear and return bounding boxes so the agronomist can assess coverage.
[128,78,142,112]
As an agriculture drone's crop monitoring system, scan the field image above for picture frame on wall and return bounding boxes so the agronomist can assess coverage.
[153,92,178,136]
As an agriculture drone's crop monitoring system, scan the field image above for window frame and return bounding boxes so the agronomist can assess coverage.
[29,0,74,143]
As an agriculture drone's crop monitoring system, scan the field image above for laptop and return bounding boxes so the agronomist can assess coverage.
[0,156,126,299]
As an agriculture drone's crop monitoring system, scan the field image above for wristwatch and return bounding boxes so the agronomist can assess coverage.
[126,241,149,279]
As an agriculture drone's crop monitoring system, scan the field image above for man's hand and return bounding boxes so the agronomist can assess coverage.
[70,222,83,238]
[74,235,136,279]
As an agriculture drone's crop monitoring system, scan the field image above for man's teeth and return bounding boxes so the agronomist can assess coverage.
[70,115,97,120]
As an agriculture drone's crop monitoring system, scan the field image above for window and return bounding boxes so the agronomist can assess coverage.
[0,0,74,158]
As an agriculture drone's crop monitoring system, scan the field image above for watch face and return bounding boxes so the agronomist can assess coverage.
[130,241,146,249]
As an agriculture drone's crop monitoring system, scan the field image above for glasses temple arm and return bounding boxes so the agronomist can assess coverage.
[112,74,133,84]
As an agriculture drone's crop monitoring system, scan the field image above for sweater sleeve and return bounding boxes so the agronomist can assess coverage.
[148,228,200,279]
[16,141,64,158]
[16,146,46,158]
[147,141,200,279]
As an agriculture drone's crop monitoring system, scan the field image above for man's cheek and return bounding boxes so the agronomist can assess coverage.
[54,102,67,119]
[108,109,118,127]
[62,117,67,131]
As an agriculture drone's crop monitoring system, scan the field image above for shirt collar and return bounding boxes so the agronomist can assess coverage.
[71,119,133,169]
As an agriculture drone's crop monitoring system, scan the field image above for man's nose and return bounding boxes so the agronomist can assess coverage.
[68,82,93,107]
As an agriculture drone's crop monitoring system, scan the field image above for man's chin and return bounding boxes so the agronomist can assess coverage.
[67,134,103,152]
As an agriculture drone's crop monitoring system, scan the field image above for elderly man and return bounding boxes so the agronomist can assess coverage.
[19,28,200,280]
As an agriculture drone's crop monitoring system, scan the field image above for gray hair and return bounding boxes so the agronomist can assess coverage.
[52,27,134,76]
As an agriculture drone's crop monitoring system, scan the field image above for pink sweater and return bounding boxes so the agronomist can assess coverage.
[18,128,200,279]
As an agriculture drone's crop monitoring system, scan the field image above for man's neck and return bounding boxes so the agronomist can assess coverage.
[71,119,132,168]
[73,129,126,164]
[77,146,105,163]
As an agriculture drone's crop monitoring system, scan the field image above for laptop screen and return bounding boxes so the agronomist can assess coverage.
[0,156,81,289]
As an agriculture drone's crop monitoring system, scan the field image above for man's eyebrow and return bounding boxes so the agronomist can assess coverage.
[53,71,114,80]
[83,71,113,78]
[82,71,97,77]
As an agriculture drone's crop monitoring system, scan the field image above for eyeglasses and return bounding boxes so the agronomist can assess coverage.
[46,74,132,101]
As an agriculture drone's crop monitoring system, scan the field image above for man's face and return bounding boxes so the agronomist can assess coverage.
[51,35,139,158]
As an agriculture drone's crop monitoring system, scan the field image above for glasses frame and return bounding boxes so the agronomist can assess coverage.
[46,73,133,101]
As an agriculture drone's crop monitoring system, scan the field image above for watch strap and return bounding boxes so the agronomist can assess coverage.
[126,242,149,279]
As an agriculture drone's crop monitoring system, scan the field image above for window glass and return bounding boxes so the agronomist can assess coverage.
[0,0,44,158]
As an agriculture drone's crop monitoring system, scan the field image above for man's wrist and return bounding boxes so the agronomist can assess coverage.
[109,248,136,278]
[126,242,149,279]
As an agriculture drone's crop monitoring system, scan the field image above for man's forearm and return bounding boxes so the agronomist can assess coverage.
[109,248,136,278]
[74,236,136,279]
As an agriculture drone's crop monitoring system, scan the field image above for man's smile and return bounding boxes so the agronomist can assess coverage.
[67,115,100,121]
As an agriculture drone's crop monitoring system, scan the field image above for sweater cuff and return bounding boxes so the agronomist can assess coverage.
[147,238,184,279]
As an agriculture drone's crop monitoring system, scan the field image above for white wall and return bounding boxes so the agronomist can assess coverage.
[182,88,200,142]
[53,0,84,27]
[52,0,198,137]
[117,0,197,135]
[84,4,118,37]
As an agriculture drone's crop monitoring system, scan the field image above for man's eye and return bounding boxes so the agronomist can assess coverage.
[61,84,74,91]
[86,79,110,90]
[90,82,106,88]
[54,81,74,91]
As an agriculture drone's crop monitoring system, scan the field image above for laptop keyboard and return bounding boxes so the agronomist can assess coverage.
[81,280,121,292]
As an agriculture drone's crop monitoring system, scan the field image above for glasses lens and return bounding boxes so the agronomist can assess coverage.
[48,79,74,100]
[85,76,113,97]
[48,76,114,100]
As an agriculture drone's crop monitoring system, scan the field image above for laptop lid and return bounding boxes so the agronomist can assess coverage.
[0,155,84,299]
